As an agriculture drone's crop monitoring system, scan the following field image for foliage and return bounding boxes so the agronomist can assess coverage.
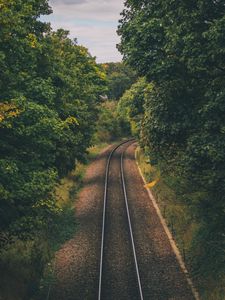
[118,0,225,297]
[93,101,130,143]
[117,78,152,136]
[0,0,105,239]
[101,62,137,100]
[0,0,106,298]
[0,237,51,300]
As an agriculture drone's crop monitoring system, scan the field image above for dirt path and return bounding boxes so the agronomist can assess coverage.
[50,142,195,300]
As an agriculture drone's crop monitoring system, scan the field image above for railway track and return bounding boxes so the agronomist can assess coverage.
[50,140,197,300]
[98,140,144,300]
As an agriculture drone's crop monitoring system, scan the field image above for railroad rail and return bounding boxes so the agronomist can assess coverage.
[98,139,144,300]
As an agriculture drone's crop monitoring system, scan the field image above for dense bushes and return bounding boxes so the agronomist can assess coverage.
[118,0,225,297]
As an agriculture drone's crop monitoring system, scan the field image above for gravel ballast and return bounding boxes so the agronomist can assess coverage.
[50,142,196,300]
[50,146,112,300]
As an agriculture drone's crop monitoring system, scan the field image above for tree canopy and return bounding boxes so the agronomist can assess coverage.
[118,0,225,295]
[101,62,136,100]
[0,0,106,241]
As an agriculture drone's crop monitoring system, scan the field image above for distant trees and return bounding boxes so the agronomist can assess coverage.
[0,0,106,242]
[92,62,136,142]
[118,0,225,296]
[101,62,136,100]
[93,101,129,143]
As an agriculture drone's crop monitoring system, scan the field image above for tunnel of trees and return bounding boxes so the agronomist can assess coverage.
[0,0,225,299]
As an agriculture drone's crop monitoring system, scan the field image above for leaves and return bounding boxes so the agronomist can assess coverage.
[0,102,21,125]
[119,0,225,293]
[101,62,137,100]
[0,1,106,240]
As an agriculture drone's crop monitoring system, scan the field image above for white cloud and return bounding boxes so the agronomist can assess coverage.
[51,0,87,4]
[45,0,124,62]
[49,0,123,21]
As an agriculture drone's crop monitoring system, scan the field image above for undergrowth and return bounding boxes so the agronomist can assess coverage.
[39,142,109,299]
[136,146,225,300]
[0,143,109,300]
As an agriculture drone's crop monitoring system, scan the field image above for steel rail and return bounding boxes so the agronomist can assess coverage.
[98,139,134,300]
[121,146,144,300]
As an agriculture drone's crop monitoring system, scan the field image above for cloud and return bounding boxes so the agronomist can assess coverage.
[51,0,87,5]
[49,0,124,22]
[43,0,124,62]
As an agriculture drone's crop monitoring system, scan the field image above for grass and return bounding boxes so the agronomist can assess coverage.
[135,146,195,256]
[88,143,109,160]
[135,146,225,300]
[45,143,109,253]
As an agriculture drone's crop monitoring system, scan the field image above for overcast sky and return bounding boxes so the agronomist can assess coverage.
[43,0,124,63]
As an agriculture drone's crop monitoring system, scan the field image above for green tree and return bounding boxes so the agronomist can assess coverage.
[0,0,106,240]
[93,101,130,143]
[118,78,151,136]
[118,0,225,296]
[102,62,137,100]
[0,1,107,298]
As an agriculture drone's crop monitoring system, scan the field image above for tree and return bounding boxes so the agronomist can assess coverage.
[117,78,151,136]
[0,0,106,240]
[101,62,137,100]
[0,1,107,298]
[118,0,225,294]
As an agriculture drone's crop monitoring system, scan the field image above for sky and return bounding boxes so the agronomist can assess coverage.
[43,0,125,63]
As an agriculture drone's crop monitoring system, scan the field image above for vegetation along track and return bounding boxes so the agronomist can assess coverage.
[50,140,197,299]
[98,140,196,300]
[98,139,143,300]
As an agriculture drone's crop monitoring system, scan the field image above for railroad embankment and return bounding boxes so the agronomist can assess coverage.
[136,146,225,300]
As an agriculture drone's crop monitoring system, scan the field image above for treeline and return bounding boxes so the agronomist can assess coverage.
[118,0,225,298]
[93,62,135,143]
[0,0,106,298]
[102,62,136,100]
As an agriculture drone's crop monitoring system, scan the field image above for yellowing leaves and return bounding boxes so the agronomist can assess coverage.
[102,63,109,70]
[27,33,38,48]
[0,0,12,9]
[96,69,106,80]
[64,116,79,126]
[144,178,160,189]
[0,103,21,123]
